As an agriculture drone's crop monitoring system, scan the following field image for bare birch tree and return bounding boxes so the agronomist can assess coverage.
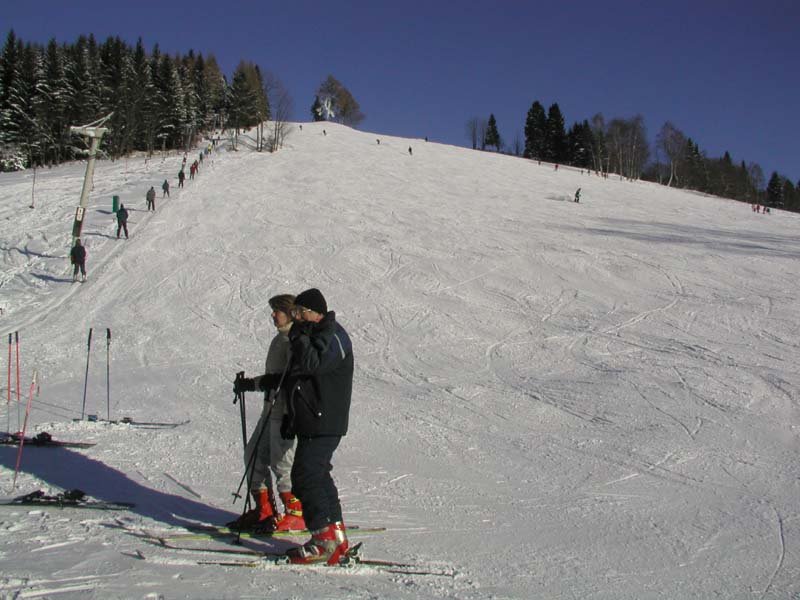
[656,121,687,187]
[262,71,292,152]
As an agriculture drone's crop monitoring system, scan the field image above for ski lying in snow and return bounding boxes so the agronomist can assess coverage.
[157,523,386,542]
[0,489,134,511]
[1,431,95,449]
[111,417,190,428]
[75,417,190,429]
[149,541,453,576]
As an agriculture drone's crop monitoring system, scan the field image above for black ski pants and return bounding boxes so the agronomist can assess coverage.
[291,435,343,531]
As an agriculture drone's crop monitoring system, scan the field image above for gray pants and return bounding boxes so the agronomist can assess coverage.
[244,403,296,494]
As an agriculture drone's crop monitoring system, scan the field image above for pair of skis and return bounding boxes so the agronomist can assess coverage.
[137,533,451,576]
[81,328,111,421]
[169,543,450,576]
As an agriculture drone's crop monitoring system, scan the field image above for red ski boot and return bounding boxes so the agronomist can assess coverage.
[226,488,277,531]
[286,521,349,565]
[275,491,307,532]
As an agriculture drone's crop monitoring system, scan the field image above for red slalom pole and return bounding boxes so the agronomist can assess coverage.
[12,370,37,490]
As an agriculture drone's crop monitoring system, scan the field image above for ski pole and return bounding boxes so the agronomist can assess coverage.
[12,369,37,490]
[81,328,93,420]
[233,371,247,449]
[6,334,11,435]
[15,332,20,432]
[106,328,111,421]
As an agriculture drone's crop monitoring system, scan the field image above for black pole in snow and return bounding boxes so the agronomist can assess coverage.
[81,328,93,420]
[106,328,111,421]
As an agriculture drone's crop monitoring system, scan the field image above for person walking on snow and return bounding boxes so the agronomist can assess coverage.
[116,204,129,239]
[229,294,307,533]
[162,179,170,198]
[178,169,186,188]
[70,238,87,282]
[146,186,156,211]
[574,188,581,203]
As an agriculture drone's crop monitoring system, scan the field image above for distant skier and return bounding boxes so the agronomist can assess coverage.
[116,204,129,239]
[162,179,170,198]
[146,186,156,211]
[408,146,412,156]
[178,169,185,188]
[70,239,87,282]
[574,188,581,203]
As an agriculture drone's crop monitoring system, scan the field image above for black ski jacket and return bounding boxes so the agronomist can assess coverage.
[283,312,353,438]
[70,245,86,265]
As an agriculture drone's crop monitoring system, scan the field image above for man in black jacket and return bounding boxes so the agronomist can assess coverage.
[235,288,353,565]
[116,204,129,239]
[70,239,87,282]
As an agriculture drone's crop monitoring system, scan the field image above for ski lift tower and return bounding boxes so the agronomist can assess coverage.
[70,113,112,247]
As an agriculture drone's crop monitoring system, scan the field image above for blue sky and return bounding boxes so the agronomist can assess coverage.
[3,0,797,180]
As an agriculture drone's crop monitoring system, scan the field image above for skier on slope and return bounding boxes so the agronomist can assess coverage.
[146,186,156,211]
[229,294,307,533]
[70,239,87,282]
[234,288,354,565]
[116,204,129,239]
[162,179,170,198]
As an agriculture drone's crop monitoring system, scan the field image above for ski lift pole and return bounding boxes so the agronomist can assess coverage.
[69,114,111,247]
[81,329,93,420]
[106,328,111,421]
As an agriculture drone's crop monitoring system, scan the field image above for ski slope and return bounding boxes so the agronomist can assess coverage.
[0,121,798,599]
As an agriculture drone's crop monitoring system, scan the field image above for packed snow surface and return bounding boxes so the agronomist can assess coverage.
[0,122,798,599]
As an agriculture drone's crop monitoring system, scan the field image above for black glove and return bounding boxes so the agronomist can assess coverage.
[233,377,256,395]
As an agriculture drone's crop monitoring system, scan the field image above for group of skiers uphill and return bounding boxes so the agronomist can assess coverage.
[231,288,355,565]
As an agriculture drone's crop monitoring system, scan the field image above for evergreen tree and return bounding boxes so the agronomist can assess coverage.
[566,120,593,168]
[766,172,783,207]
[0,30,23,144]
[545,103,567,163]
[523,100,546,159]
[227,61,267,133]
[42,39,73,163]
[484,113,501,151]
[782,178,797,212]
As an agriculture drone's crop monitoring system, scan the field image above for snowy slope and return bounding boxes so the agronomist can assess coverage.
[0,122,798,599]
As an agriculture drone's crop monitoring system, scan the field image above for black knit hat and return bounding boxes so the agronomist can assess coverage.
[295,288,327,315]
